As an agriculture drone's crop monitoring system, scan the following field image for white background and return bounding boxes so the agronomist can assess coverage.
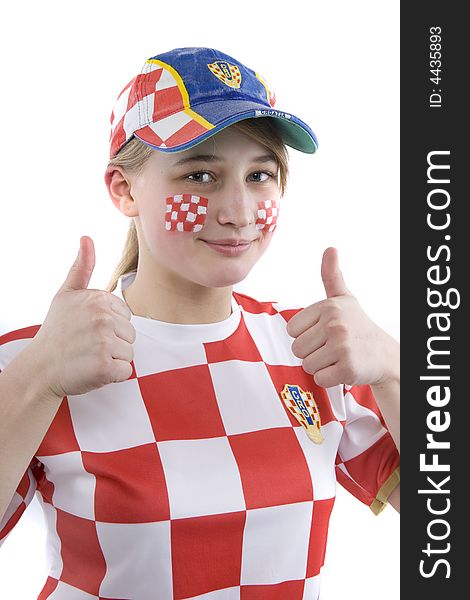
[0,1,399,598]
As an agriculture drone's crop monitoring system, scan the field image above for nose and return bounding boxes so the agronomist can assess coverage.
[216,182,256,229]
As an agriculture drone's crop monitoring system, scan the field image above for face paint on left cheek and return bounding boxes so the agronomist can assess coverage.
[165,194,209,232]
[255,199,279,232]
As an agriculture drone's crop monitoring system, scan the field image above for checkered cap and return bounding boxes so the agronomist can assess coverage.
[109,47,318,158]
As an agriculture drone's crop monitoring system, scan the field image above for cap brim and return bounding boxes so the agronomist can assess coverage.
[134,99,318,155]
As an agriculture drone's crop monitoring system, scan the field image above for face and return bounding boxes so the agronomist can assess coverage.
[116,126,281,289]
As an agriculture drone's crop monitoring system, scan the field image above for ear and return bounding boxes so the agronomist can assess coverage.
[104,165,139,217]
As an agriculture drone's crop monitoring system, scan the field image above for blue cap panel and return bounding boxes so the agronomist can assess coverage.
[151,47,271,107]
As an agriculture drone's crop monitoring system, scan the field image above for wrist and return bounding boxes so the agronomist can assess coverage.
[371,333,400,389]
[17,340,64,403]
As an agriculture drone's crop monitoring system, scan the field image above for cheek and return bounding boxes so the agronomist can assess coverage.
[165,194,209,232]
[255,199,279,232]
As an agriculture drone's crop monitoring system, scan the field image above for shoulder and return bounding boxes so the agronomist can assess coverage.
[233,291,303,323]
[0,324,41,371]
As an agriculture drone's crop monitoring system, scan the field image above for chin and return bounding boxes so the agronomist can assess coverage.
[198,265,253,288]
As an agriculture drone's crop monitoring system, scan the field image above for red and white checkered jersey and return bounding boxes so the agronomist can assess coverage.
[0,272,400,600]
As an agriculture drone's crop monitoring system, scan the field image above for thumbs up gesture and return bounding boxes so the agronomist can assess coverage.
[31,237,136,399]
[286,247,398,389]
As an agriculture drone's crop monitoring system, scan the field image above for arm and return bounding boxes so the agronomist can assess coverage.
[370,335,400,453]
[387,483,400,512]
[0,341,63,522]
[371,368,401,513]
[370,333,400,513]
[0,235,136,525]
[287,248,401,513]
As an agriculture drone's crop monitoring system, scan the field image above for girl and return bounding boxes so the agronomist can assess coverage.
[0,47,399,599]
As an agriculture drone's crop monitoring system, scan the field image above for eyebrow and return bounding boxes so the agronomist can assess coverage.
[171,153,278,167]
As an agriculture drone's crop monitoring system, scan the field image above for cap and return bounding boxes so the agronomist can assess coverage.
[109,47,318,158]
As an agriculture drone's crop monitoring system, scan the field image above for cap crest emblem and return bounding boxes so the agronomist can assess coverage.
[207,61,242,89]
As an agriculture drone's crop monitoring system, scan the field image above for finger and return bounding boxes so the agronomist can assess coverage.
[59,236,96,293]
[286,303,323,338]
[109,359,134,384]
[321,247,349,298]
[312,363,344,388]
[110,295,133,320]
[291,323,326,359]
[302,345,337,376]
[113,314,137,344]
[110,336,135,363]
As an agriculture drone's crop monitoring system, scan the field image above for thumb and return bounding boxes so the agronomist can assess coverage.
[321,247,349,298]
[58,236,96,293]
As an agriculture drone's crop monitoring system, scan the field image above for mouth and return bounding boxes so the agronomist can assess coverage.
[200,238,255,257]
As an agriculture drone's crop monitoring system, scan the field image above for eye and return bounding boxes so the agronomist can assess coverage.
[249,171,276,182]
[187,171,214,183]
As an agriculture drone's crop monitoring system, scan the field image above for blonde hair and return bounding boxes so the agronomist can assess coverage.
[104,118,290,293]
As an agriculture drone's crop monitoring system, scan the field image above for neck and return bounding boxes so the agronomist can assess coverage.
[122,269,233,325]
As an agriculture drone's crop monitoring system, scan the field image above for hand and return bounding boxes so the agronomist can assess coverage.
[286,247,398,388]
[31,236,136,399]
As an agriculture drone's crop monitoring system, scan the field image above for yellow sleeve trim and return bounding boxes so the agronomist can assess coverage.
[370,467,400,516]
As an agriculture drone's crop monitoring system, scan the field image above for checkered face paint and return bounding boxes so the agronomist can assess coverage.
[255,199,279,232]
[165,194,208,232]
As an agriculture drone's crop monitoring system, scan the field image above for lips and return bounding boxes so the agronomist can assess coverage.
[201,238,255,256]
[203,238,253,245]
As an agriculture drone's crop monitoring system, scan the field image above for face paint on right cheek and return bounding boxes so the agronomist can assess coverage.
[165,194,209,232]
[255,199,279,232]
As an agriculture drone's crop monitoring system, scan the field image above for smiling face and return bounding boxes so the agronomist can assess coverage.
[111,126,282,289]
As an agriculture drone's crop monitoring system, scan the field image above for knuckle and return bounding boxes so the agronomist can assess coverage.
[91,290,111,309]
[325,297,341,310]
[115,296,126,310]
[96,337,112,356]
[94,314,114,332]
[327,319,348,338]
[324,298,344,318]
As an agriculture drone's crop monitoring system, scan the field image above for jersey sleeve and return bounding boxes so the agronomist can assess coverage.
[335,384,400,515]
[0,325,44,547]
[0,458,44,548]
